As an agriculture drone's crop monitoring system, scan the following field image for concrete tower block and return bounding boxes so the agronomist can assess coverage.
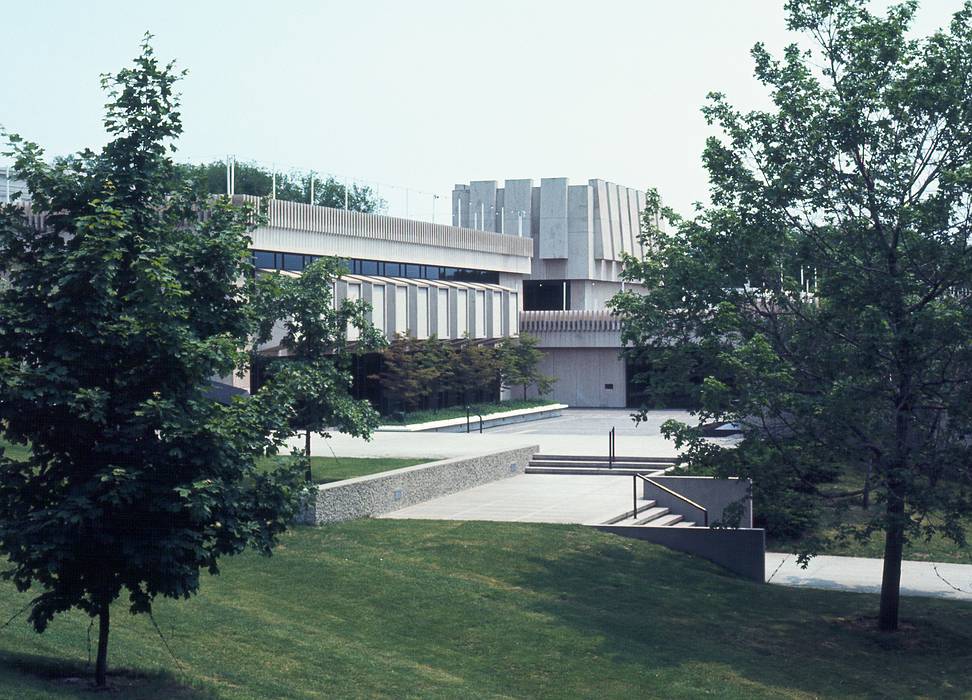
[605,182,623,261]
[469,181,498,232]
[635,189,648,257]
[503,179,534,237]
[590,179,611,260]
[626,186,643,257]
[566,184,594,280]
[531,187,541,244]
[617,186,633,255]
[539,177,569,259]
[452,185,470,228]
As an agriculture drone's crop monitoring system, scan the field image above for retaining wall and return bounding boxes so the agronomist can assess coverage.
[595,524,766,581]
[300,445,539,525]
[643,476,752,527]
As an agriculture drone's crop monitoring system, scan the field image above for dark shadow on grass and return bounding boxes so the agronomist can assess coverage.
[505,535,972,697]
[0,650,218,699]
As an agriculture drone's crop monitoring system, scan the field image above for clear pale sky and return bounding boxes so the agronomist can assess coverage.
[0,0,964,221]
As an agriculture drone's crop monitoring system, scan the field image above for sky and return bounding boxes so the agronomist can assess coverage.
[0,0,965,222]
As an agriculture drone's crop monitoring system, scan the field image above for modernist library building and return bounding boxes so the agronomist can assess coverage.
[2,167,654,408]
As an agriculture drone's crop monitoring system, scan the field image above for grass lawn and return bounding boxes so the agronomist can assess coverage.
[1,520,971,699]
[767,469,972,564]
[257,455,429,484]
[384,398,556,426]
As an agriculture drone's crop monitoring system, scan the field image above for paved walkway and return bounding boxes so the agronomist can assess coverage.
[285,408,735,460]
[766,552,972,601]
[380,473,634,525]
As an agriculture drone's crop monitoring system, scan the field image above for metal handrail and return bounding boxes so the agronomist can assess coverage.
[632,473,708,527]
[465,407,483,434]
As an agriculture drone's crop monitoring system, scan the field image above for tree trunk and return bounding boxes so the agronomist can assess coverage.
[523,384,527,401]
[95,598,110,687]
[878,487,905,631]
[304,430,313,482]
[862,460,872,511]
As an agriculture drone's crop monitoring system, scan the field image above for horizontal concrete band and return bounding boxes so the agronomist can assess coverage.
[596,525,766,582]
[300,445,540,525]
[238,195,534,259]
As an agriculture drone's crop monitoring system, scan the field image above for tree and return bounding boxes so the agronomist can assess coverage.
[259,257,384,464]
[611,0,972,631]
[179,160,384,213]
[497,334,555,400]
[451,339,500,406]
[377,334,439,414]
[0,37,377,686]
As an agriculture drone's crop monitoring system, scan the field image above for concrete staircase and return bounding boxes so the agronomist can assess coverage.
[526,453,679,475]
[600,498,700,528]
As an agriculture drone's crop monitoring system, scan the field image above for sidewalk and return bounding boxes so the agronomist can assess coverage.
[766,552,972,601]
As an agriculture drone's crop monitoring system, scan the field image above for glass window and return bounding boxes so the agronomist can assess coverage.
[361,260,379,275]
[425,266,439,280]
[253,250,275,269]
[406,264,421,278]
[282,253,303,271]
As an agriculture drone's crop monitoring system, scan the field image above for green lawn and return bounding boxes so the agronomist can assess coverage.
[767,469,972,564]
[384,398,556,426]
[1,521,971,699]
[0,438,426,486]
[257,455,429,484]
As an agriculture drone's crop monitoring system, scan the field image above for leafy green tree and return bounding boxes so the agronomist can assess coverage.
[0,38,376,686]
[180,161,384,213]
[497,334,555,400]
[611,0,972,631]
[451,339,500,406]
[377,334,438,414]
[260,257,384,464]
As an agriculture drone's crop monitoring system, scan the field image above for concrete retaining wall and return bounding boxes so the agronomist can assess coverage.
[595,524,766,581]
[643,476,752,527]
[300,445,539,525]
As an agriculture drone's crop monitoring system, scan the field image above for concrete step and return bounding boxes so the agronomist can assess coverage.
[600,500,658,525]
[672,521,696,528]
[631,506,671,525]
[644,513,685,527]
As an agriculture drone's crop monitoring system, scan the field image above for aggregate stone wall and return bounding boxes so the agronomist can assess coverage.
[300,445,539,525]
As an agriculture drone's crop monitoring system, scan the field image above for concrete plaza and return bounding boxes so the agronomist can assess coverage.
[381,473,635,525]
[288,408,723,460]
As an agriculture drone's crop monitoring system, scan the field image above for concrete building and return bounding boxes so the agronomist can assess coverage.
[11,168,653,409]
[452,178,656,408]
[1,167,29,203]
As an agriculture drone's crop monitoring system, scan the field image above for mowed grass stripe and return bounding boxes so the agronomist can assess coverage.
[0,521,971,698]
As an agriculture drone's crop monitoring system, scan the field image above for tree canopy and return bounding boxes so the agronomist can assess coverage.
[611,0,972,631]
[0,37,379,686]
[179,160,384,213]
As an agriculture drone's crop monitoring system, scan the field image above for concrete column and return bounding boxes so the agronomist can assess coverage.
[503,179,534,237]
[566,184,594,281]
[590,179,611,261]
[539,177,568,259]
[452,185,470,228]
[469,181,498,232]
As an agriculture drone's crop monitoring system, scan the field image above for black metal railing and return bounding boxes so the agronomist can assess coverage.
[632,473,708,526]
[465,407,483,434]
[608,427,615,467]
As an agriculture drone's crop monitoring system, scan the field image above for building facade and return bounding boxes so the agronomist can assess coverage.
[452,178,655,408]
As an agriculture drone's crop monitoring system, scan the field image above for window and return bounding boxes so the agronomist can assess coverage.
[254,250,275,269]
[523,280,570,311]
